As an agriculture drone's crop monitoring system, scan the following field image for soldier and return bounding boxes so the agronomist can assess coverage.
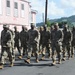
[0,24,13,69]
[19,26,28,58]
[24,23,40,64]
[62,24,72,60]
[14,26,21,57]
[39,26,43,54]
[50,25,54,32]
[9,28,15,62]
[71,26,75,58]
[41,25,51,60]
[51,23,63,65]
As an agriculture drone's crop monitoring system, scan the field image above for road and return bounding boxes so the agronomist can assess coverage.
[0,53,75,75]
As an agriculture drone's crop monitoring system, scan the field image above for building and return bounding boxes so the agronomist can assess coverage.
[0,0,37,32]
[31,9,37,26]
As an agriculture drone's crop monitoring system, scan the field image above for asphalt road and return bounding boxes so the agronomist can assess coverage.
[0,53,75,75]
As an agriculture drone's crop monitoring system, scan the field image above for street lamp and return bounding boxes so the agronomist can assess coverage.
[45,0,48,25]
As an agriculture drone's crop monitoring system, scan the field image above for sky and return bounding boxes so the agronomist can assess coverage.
[29,0,75,23]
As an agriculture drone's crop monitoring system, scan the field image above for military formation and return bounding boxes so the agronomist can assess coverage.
[0,23,75,69]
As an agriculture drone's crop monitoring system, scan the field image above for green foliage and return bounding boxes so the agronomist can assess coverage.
[46,19,51,27]
[36,15,75,28]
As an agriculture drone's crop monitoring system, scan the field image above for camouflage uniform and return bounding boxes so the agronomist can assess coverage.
[9,29,15,61]
[24,24,40,63]
[39,26,43,54]
[62,25,72,60]
[71,26,75,58]
[51,23,62,64]
[0,25,13,68]
[20,26,28,56]
[14,26,21,56]
[41,26,51,60]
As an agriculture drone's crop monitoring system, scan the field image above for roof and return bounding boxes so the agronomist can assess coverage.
[31,9,38,14]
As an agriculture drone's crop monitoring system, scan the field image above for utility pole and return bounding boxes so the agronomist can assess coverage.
[45,0,48,25]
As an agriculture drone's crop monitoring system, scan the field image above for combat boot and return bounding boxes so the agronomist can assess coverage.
[18,56,22,59]
[10,62,14,67]
[0,64,3,69]
[41,56,45,60]
[62,57,66,61]
[58,60,61,64]
[52,61,56,65]
[24,58,30,64]
[71,55,74,58]
[36,59,39,63]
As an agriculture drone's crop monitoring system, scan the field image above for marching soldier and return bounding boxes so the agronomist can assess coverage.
[71,26,75,58]
[24,23,40,64]
[19,26,28,58]
[9,28,15,62]
[41,25,51,60]
[0,24,13,69]
[14,26,21,57]
[51,23,63,65]
[62,24,72,60]
[39,26,43,54]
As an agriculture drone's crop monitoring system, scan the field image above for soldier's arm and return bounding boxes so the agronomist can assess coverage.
[1,31,3,45]
[69,31,72,41]
[35,30,40,43]
[59,30,63,42]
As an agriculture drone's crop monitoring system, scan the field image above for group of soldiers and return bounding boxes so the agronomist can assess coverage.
[0,22,75,69]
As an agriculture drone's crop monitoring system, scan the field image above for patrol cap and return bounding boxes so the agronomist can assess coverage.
[43,24,47,28]
[22,25,27,30]
[3,24,9,28]
[40,26,43,29]
[31,23,35,27]
[54,22,59,27]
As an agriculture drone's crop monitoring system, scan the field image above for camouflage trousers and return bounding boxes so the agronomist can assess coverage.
[0,47,13,64]
[71,40,75,57]
[27,43,39,59]
[62,43,71,59]
[51,42,62,62]
[14,43,21,56]
[42,43,51,57]
[21,44,28,56]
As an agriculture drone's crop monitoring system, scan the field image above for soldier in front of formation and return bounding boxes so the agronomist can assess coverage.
[24,24,40,64]
[62,24,72,60]
[51,23,63,65]
[19,26,28,59]
[0,24,13,69]
[9,28,15,62]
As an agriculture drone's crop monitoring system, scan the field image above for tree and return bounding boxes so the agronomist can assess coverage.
[46,18,51,27]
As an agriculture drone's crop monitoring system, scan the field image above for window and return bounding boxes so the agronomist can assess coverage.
[6,0,10,16]
[14,2,18,9]
[14,2,18,17]
[7,0,10,7]
[21,4,25,18]
[21,4,24,10]
[0,0,2,14]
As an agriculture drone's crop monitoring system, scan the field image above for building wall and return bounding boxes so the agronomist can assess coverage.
[31,10,37,26]
[0,0,30,28]
[31,12,36,25]
[0,0,37,37]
